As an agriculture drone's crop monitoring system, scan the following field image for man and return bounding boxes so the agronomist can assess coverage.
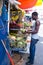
[26,12,40,65]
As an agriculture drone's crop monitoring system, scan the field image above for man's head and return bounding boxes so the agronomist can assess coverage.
[32,12,38,20]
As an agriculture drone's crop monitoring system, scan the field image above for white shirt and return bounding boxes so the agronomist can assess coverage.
[31,20,39,39]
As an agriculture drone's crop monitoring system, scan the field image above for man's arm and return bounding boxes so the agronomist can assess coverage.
[24,20,40,34]
[25,20,40,34]
[31,20,40,34]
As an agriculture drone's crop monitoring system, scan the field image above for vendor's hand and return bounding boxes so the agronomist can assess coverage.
[25,30,32,34]
[28,30,32,33]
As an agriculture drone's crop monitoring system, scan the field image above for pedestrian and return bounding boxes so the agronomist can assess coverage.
[26,12,40,65]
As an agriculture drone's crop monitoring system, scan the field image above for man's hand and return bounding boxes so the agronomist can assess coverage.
[25,29,32,34]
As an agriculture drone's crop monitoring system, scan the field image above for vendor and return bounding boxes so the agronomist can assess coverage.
[26,12,40,65]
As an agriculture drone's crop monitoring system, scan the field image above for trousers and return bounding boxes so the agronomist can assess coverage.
[29,38,38,64]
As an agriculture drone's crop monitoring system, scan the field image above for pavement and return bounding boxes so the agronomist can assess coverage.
[34,37,43,65]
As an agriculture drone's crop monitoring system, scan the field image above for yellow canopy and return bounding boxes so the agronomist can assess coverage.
[35,0,42,6]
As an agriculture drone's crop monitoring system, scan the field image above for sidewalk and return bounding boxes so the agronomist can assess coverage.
[34,37,43,65]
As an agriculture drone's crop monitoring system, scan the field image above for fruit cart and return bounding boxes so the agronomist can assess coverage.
[8,3,32,54]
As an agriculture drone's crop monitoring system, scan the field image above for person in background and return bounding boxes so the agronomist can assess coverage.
[26,12,40,65]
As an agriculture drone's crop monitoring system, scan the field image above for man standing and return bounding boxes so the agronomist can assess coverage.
[26,12,40,65]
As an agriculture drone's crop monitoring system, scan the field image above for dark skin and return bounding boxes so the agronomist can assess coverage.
[32,20,40,34]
